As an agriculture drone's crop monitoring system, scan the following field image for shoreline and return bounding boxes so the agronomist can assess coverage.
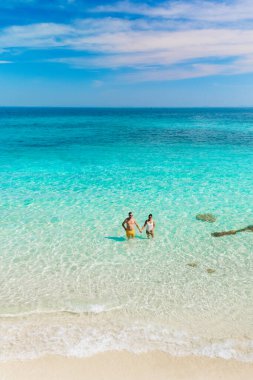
[1,351,253,380]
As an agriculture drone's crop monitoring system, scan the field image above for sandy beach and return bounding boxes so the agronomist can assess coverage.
[1,351,253,380]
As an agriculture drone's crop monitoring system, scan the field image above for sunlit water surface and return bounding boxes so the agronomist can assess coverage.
[0,108,253,361]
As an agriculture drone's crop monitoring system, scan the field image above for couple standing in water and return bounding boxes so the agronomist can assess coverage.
[122,212,155,239]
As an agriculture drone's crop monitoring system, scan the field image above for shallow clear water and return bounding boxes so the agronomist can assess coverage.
[0,108,253,361]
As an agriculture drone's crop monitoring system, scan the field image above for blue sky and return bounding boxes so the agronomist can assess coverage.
[1,0,253,106]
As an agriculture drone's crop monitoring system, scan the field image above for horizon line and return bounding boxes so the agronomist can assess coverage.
[1,106,253,109]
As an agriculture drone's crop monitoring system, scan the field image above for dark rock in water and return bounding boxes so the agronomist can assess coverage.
[187,263,198,268]
[207,268,215,274]
[196,213,216,223]
[212,225,253,237]
[211,230,236,237]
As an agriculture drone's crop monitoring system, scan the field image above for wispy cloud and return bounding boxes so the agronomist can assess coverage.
[1,1,253,82]
[0,23,73,48]
[0,0,75,9]
[95,0,253,24]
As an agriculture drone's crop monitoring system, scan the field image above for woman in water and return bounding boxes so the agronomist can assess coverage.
[141,214,155,238]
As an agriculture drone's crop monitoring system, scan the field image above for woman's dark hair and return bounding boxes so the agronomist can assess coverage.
[148,214,152,218]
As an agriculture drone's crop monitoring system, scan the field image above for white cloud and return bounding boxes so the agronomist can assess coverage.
[120,63,225,82]
[0,23,73,48]
[119,59,253,83]
[95,0,253,23]
[49,25,253,72]
[1,1,253,82]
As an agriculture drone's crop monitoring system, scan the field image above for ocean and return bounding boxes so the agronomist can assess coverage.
[0,107,253,361]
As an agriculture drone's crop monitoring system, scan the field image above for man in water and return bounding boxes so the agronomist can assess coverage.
[141,214,155,238]
[122,212,142,239]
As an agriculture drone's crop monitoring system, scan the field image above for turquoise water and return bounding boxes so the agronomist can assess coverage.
[0,108,253,361]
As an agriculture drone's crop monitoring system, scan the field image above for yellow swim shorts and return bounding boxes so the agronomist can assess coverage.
[126,229,135,238]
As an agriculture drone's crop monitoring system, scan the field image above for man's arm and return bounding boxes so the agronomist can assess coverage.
[122,219,127,231]
[135,221,142,233]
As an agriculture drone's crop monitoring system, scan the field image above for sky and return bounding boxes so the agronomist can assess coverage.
[1,0,253,106]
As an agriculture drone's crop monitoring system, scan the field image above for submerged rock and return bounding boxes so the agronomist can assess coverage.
[187,263,198,268]
[211,230,236,237]
[212,225,253,237]
[239,225,253,232]
[196,213,216,223]
[207,268,215,274]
